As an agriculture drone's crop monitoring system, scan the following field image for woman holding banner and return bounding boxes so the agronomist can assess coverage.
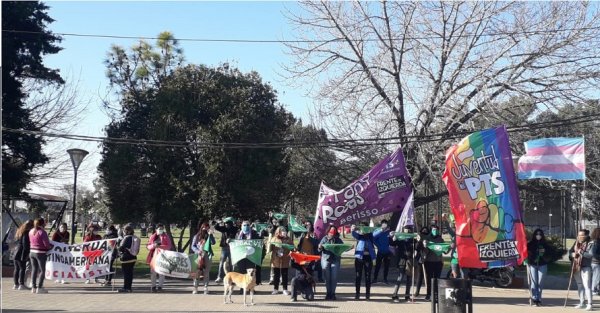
[191,222,215,295]
[318,225,344,300]
[269,226,293,295]
[147,223,173,293]
[235,220,265,289]
[29,218,52,294]
[83,225,102,284]
[101,225,119,287]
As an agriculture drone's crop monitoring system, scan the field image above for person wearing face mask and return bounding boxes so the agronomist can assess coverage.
[147,223,173,292]
[420,225,445,301]
[318,225,344,300]
[373,219,392,284]
[269,226,294,295]
[235,220,265,288]
[83,225,103,284]
[412,226,430,299]
[569,229,593,311]
[267,216,280,285]
[192,222,215,294]
[101,225,119,287]
[526,228,552,306]
[351,222,376,300]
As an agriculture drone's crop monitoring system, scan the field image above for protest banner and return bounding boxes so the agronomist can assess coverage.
[229,239,264,266]
[442,126,528,268]
[45,239,116,282]
[313,147,413,238]
[150,248,192,278]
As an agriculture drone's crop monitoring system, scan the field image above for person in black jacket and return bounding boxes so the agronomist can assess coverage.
[290,258,316,301]
[117,225,138,293]
[102,225,119,287]
[12,220,33,290]
[526,228,553,306]
[214,219,239,283]
[390,225,414,302]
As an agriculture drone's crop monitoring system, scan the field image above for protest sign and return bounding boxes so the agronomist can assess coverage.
[45,239,116,282]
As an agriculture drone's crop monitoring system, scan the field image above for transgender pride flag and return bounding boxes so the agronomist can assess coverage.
[517,138,585,180]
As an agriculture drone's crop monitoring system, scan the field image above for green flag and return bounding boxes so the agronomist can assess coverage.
[203,237,214,257]
[189,253,199,273]
[270,241,295,251]
[273,212,288,221]
[427,242,451,256]
[394,232,417,240]
[289,214,307,233]
[229,239,264,266]
[253,223,269,234]
[448,213,455,224]
[322,243,353,256]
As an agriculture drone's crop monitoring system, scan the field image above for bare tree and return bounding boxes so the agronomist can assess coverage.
[23,74,90,191]
[284,1,600,191]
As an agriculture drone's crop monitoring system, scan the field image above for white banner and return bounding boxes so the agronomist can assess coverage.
[150,248,192,278]
[45,239,116,282]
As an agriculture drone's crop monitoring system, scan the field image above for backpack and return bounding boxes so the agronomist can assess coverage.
[128,235,141,256]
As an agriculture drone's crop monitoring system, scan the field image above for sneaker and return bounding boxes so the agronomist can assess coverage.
[36,288,48,294]
[17,285,24,290]
[283,290,290,296]
[192,289,198,294]
[151,286,157,293]
[535,301,542,307]
[102,281,112,287]
[204,287,209,295]
[214,277,222,283]
[31,287,36,294]
[117,288,131,293]
[384,280,390,285]
[60,280,66,284]
[157,287,163,293]
[355,294,360,300]
[85,279,90,284]
[576,304,585,309]
[586,305,593,311]
[54,280,60,284]
[269,280,274,285]
[271,290,279,295]
[13,285,18,290]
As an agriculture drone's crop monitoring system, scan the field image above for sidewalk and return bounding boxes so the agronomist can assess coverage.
[1,276,585,313]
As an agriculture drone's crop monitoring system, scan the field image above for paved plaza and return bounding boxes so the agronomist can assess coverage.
[1,274,587,313]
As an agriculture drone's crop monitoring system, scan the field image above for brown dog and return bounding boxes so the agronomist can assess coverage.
[223,267,256,306]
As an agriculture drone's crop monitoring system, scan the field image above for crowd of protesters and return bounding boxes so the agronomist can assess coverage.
[8,212,599,310]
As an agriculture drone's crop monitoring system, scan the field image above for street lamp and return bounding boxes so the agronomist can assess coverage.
[533,206,538,227]
[549,213,553,235]
[67,148,88,244]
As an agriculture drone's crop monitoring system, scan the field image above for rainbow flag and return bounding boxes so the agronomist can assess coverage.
[442,126,528,268]
[517,138,585,180]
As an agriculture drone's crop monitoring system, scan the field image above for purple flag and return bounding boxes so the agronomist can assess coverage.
[396,191,415,232]
[313,147,413,238]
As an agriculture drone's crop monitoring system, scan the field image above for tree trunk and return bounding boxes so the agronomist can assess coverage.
[164,222,176,251]
[177,224,187,252]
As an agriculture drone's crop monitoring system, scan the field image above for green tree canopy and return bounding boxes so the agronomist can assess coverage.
[2,1,63,196]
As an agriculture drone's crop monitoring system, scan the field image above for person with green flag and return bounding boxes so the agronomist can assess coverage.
[234,220,265,288]
[214,218,238,284]
[390,225,417,302]
[269,226,294,295]
[318,225,345,300]
[191,222,215,295]
[351,222,376,300]
[420,225,447,301]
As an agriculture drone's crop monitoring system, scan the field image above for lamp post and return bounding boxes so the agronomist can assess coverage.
[549,213,553,235]
[534,206,538,227]
[67,148,88,244]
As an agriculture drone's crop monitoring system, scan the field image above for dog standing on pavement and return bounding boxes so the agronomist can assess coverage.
[223,267,256,306]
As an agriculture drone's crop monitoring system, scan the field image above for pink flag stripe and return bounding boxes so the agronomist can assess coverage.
[519,154,585,164]
[518,162,585,173]
[526,144,584,156]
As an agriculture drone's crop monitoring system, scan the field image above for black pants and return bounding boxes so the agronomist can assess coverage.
[13,259,27,285]
[30,253,47,289]
[373,252,391,281]
[392,269,406,297]
[106,257,116,282]
[425,261,443,298]
[122,262,135,290]
[408,262,423,296]
[355,255,373,297]
[273,267,289,290]
[315,261,323,280]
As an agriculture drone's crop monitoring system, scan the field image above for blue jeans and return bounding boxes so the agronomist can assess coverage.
[322,259,340,297]
[592,263,600,294]
[527,264,547,302]
[217,248,231,279]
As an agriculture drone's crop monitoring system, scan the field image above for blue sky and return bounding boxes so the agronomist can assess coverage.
[33,1,311,194]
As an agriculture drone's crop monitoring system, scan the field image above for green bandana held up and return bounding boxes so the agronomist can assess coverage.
[426,242,451,256]
[322,243,353,256]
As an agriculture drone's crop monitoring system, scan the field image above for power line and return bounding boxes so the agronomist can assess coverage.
[3,113,599,149]
[4,25,600,44]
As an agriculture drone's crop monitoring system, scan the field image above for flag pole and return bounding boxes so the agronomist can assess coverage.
[581,135,586,229]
